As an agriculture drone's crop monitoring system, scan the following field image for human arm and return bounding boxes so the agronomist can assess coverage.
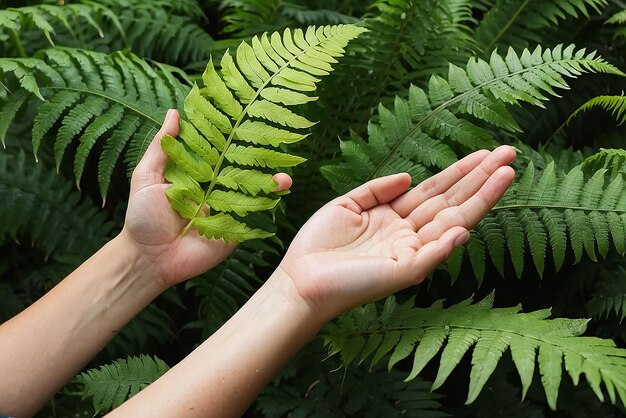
[110,145,516,417]
[0,109,291,417]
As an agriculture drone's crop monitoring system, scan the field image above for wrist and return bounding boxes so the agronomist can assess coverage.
[268,267,330,329]
[110,231,168,294]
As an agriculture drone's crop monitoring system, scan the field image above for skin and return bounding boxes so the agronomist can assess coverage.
[0,109,516,417]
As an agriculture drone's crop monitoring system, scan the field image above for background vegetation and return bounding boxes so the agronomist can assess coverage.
[3,0,626,416]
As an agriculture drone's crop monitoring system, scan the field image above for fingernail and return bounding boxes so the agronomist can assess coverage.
[165,109,173,119]
[454,231,470,247]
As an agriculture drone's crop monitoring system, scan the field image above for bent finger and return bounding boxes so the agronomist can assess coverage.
[398,226,469,287]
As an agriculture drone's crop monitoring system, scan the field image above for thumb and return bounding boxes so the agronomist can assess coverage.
[132,109,180,190]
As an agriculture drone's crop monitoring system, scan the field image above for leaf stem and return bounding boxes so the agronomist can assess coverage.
[181,33,331,234]
[9,28,27,58]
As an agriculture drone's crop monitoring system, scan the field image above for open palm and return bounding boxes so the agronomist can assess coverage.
[120,110,291,288]
[279,146,516,320]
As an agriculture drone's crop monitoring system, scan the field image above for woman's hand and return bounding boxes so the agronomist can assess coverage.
[119,109,292,288]
[278,146,516,320]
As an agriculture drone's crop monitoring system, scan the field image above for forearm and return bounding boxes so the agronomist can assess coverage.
[110,268,323,417]
[0,233,163,417]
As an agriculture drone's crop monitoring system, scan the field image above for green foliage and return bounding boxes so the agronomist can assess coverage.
[462,159,626,280]
[587,266,626,321]
[325,293,626,410]
[258,365,448,417]
[163,24,366,242]
[322,44,623,195]
[2,1,626,416]
[607,10,626,25]
[0,1,212,66]
[553,95,626,143]
[0,47,190,201]
[473,0,608,53]
[0,150,112,258]
[76,355,169,414]
[185,243,274,336]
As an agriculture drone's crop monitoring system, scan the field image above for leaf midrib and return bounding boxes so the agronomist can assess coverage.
[46,85,161,124]
[325,324,622,371]
[482,0,530,53]
[186,32,332,230]
[492,203,626,213]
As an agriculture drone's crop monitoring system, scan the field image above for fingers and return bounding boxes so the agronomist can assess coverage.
[332,173,412,214]
[415,165,515,244]
[132,109,180,189]
[399,226,469,286]
[273,173,293,191]
[405,145,516,230]
[390,149,490,217]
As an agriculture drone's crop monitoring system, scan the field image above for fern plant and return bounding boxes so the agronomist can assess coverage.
[162,24,366,242]
[324,293,626,410]
[0,150,113,258]
[0,47,189,201]
[456,159,626,281]
[76,355,169,414]
[473,0,608,53]
[323,45,623,193]
[587,266,626,321]
[0,1,211,65]
[258,365,447,417]
[4,1,626,416]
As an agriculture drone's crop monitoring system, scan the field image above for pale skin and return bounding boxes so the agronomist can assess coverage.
[0,109,516,417]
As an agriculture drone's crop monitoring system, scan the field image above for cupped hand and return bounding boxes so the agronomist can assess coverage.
[278,146,516,320]
[119,109,292,288]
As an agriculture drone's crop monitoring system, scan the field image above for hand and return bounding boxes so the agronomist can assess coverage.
[119,109,292,288]
[278,146,516,320]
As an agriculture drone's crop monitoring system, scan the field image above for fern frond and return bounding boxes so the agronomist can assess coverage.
[325,293,626,410]
[258,365,447,417]
[607,10,626,25]
[474,0,608,53]
[550,95,626,144]
[104,304,174,358]
[587,267,626,321]
[0,4,106,49]
[163,24,366,242]
[322,45,623,194]
[0,150,112,259]
[312,0,477,142]
[457,159,626,281]
[0,2,212,67]
[282,3,358,26]
[76,355,169,414]
[0,47,190,201]
[581,148,626,181]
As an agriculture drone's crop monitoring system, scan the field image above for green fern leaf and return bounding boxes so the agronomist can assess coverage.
[325,293,626,410]
[587,267,626,321]
[474,0,608,55]
[323,45,623,194]
[163,25,366,242]
[76,355,169,414]
[0,90,28,147]
[0,48,189,200]
[0,150,112,259]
